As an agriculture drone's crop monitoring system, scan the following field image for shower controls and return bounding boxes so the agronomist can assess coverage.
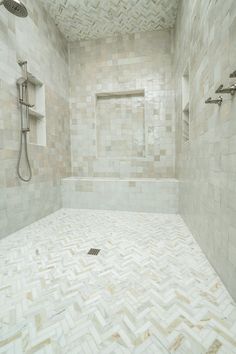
[205,96,223,106]
[205,70,236,105]
[215,84,236,95]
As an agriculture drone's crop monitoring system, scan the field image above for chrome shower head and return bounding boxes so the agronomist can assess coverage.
[0,0,28,17]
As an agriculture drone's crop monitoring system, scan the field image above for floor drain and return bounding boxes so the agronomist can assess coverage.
[88,248,101,255]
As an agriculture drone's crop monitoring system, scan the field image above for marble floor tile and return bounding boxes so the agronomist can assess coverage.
[0,209,236,353]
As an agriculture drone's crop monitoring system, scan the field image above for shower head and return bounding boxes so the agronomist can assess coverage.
[0,0,28,17]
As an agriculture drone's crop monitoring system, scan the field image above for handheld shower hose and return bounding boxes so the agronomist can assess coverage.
[17,104,32,182]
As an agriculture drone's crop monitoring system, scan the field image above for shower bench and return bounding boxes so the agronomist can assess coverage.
[61,177,179,214]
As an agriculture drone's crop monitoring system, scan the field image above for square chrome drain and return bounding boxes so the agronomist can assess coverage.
[88,248,101,255]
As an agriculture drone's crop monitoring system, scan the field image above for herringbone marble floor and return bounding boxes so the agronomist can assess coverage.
[0,209,236,354]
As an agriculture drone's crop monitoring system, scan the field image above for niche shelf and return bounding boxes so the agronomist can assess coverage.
[27,72,46,146]
[182,65,190,144]
[95,89,146,158]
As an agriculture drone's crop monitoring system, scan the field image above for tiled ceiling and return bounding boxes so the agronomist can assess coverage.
[40,0,179,41]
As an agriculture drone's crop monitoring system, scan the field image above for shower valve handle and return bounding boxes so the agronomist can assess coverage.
[215,84,236,95]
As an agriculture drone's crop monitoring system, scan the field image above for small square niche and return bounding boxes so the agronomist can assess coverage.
[27,72,46,146]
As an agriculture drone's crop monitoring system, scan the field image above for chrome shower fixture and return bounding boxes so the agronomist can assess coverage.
[205,96,223,106]
[215,84,236,95]
[17,60,32,182]
[229,70,236,78]
[0,0,28,17]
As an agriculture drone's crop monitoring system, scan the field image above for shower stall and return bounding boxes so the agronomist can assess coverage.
[1,0,236,352]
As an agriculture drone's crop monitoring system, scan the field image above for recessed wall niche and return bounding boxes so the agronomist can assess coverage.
[182,65,190,144]
[96,90,145,158]
[27,72,46,146]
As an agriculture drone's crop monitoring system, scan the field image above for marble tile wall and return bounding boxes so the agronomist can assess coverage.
[174,0,236,300]
[69,31,175,178]
[96,93,145,158]
[0,0,71,239]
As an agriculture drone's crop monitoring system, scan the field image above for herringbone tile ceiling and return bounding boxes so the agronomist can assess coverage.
[40,0,179,41]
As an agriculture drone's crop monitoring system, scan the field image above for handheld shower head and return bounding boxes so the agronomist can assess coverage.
[0,0,28,17]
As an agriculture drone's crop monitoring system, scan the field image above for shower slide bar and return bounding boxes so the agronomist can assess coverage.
[16,60,32,182]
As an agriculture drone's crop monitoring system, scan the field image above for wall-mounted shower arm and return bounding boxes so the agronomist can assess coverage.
[205,96,223,106]
[215,84,236,95]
